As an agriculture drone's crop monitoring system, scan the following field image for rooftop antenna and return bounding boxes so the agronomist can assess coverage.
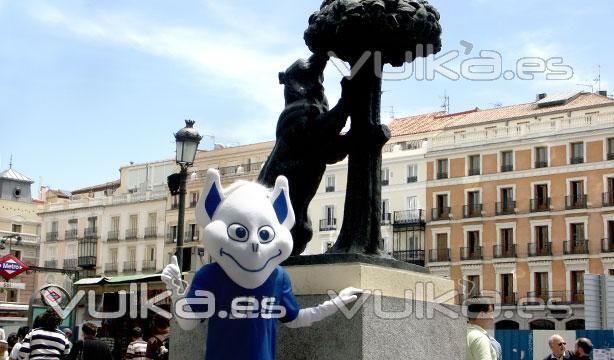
[387,106,395,120]
[594,65,601,92]
[576,83,594,93]
[490,102,503,108]
[9,155,12,169]
[440,90,450,113]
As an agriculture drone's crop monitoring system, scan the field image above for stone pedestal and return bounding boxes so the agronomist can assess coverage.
[170,258,466,359]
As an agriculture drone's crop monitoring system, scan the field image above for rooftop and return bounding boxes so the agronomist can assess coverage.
[0,168,33,183]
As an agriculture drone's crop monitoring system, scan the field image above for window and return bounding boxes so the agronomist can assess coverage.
[51,221,58,233]
[568,180,586,208]
[606,178,614,206]
[47,246,57,260]
[433,194,449,220]
[407,164,418,183]
[468,155,480,176]
[381,168,390,186]
[68,219,78,230]
[465,231,480,260]
[148,213,157,228]
[66,244,76,259]
[188,223,198,241]
[6,290,18,303]
[532,184,549,211]
[109,249,118,264]
[436,159,448,179]
[172,195,179,209]
[146,247,156,261]
[87,217,97,229]
[610,269,614,276]
[128,247,137,262]
[535,272,549,297]
[381,199,390,223]
[465,191,481,217]
[534,226,550,255]
[325,175,335,192]
[498,187,514,215]
[407,196,417,210]
[11,224,21,233]
[467,275,480,298]
[111,217,119,232]
[570,271,585,303]
[501,274,514,304]
[570,142,584,164]
[190,192,199,207]
[436,234,448,260]
[501,151,513,172]
[568,223,587,254]
[321,205,336,230]
[607,138,614,160]
[500,228,514,256]
[129,215,138,230]
[535,147,548,168]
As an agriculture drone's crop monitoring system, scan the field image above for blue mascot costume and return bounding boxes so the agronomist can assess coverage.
[162,169,361,360]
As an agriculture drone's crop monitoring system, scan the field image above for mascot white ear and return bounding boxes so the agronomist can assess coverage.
[195,169,225,228]
[270,175,295,229]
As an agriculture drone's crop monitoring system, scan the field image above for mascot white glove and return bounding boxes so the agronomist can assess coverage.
[161,256,185,295]
[284,287,362,328]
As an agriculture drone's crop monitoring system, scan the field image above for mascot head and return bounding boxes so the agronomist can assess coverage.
[195,169,295,289]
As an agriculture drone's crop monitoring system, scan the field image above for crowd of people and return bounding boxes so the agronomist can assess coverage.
[465,297,595,360]
[0,308,171,360]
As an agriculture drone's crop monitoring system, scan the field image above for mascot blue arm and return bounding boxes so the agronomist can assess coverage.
[161,169,361,360]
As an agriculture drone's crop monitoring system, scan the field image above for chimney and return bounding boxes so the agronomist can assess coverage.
[598,90,608,97]
[536,93,547,101]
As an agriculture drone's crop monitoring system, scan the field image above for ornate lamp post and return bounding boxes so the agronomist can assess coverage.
[169,120,202,271]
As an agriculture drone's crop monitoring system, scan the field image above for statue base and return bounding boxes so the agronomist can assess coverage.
[170,260,466,359]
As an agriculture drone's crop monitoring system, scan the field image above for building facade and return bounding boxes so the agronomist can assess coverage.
[0,166,42,332]
[424,92,614,330]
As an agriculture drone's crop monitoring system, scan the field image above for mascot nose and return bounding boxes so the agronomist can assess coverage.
[252,243,259,252]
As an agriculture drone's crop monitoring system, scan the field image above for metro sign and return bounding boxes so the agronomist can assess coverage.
[0,255,29,281]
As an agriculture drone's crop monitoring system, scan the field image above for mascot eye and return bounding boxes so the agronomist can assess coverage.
[227,224,249,242]
[257,226,275,243]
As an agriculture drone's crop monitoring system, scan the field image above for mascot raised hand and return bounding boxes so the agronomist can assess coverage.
[162,169,361,360]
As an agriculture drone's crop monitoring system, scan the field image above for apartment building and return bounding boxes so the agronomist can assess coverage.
[424,91,614,330]
[0,166,42,331]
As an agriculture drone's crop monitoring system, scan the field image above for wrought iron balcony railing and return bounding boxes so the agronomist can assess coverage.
[84,227,98,240]
[65,229,78,241]
[393,210,424,225]
[530,198,551,212]
[436,171,448,180]
[603,192,614,207]
[319,219,337,231]
[46,231,58,242]
[463,204,482,218]
[428,249,450,262]
[123,261,137,272]
[602,238,614,253]
[528,242,552,257]
[534,160,548,168]
[107,230,119,242]
[565,195,588,210]
[570,156,584,165]
[431,207,451,221]
[500,293,517,306]
[493,244,517,258]
[460,246,482,261]
[166,232,176,244]
[185,230,200,242]
[392,250,425,266]
[63,258,78,270]
[564,240,589,255]
[406,176,418,183]
[495,201,516,215]
[325,186,335,193]
[105,262,118,274]
[125,228,138,241]
[142,260,156,271]
[144,227,157,239]
[500,164,514,173]
[468,168,481,176]
[44,260,57,268]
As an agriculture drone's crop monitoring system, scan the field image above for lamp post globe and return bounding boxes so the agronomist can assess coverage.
[173,119,202,271]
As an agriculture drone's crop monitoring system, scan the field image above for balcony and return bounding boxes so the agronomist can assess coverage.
[319,219,337,232]
[530,198,551,212]
[495,201,516,216]
[406,176,417,183]
[84,227,98,240]
[500,164,514,173]
[63,258,78,270]
[463,204,482,218]
[78,239,97,268]
[608,153,614,161]
[431,207,451,221]
[382,179,389,186]
[436,171,448,180]
[570,156,584,165]
[185,230,200,242]
[392,250,425,266]
[535,160,548,168]
[44,260,57,268]
[142,260,156,272]
[166,232,176,244]
[125,228,138,241]
[107,230,119,243]
[493,244,517,258]
[46,231,58,242]
[325,186,335,193]
[189,200,198,208]
[123,261,137,273]
[526,291,584,305]
[105,263,118,274]
[500,293,517,306]
[381,213,392,225]
[566,195,588,210]
[460,246,482,261]
[65,229,78,241]
[528,242,552,257]
[468,168,481,176]
[564,240,589,255]
[428,248,450,262]
[144,227,157,239]
[603,192,614,207]
[78,256,96,268]
[602,238,614,253]
[569,291,585,304]
[393,210,424,225]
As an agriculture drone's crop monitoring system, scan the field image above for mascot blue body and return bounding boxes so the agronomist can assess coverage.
[162,169,360,360]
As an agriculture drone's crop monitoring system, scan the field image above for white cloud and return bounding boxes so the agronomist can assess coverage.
[29,2,310,144]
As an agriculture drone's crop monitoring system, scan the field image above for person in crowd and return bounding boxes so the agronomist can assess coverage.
[573,338,593,360]
[18,308,70,359]
[69,322,112,360]
[0,340,8,360]
[9,326,29,360]
[6,334,17,355]
[145,316,170,360]
[62,328,73,353]
[466,297,497,360]
[543,334,574,360]
[126,327,148,360]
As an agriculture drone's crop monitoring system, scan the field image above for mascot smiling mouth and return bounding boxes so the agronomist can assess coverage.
[219,248,283,273]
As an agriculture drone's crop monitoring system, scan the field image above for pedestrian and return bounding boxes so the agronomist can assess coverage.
[18,308,70,359]
[126,327,148,360]
[62,327,73,353]
[8,326,29,360]
[466,297,497,360]
[543,334,574,360]
[68,322,113,360]
[573,338,592,360]
[145,315,170,360]
[6,334,16,355]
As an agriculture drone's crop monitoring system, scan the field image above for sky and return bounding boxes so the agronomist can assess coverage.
[0,0,613,193]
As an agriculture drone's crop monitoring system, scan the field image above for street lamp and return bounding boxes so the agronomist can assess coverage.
[170,120,202,271]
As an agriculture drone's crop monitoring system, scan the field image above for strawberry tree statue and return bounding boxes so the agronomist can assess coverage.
[304,0,442,255]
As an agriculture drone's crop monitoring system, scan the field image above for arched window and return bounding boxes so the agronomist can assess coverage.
[529,319,555,330]
[565,319,585,330]
[495,320,520,330]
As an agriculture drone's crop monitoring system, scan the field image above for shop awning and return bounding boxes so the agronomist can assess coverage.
[74,273,169,287]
